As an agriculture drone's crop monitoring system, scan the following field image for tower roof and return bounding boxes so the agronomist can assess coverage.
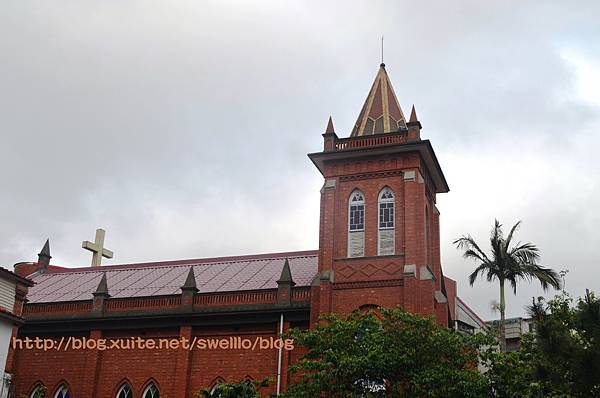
[38,239,51,259]
[94,272,109,296]
[325,116,335,134]
[277,258,295,285]
[181,266,199,292]
[351,64,407,137]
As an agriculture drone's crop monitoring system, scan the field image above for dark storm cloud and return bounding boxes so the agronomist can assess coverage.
[1,0,599,319]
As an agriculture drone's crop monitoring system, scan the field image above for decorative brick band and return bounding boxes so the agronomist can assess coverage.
[23,288,312,320]
[339,170,403,182]
[106,296,180,312]
[291,287,311,301]
[23,301,93,316]
[332,279,404,290]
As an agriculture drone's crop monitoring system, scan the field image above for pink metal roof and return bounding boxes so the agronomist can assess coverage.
[27,250,318,304]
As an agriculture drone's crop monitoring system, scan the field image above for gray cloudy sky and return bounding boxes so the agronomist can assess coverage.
[1,1,599,320]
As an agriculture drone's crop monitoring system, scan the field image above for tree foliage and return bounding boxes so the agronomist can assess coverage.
[195,378,269,398]
[486,291,600,397]
[454,219,561,351]
[284,307,493,398]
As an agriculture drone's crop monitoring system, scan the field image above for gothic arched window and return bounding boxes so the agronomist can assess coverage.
[53,384,70,398]
[142,383,160,398]
[348,190,365,257]
[378,187,395,255]
[29,384,46,398]
[116,383,133,398]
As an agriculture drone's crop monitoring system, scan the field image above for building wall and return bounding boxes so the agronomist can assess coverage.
[10,135,453,395]
[314,150,449,324]
[12,321,300,398]
[0,280,16,314]
[0,321,13,376]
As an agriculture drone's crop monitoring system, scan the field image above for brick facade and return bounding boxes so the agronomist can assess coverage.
[8,66,457,397]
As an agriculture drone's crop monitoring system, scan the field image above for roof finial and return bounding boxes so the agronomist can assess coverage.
[325,116,335,134]
[94,272,109,296]
[277,258,295,285]
[407,104,422,139]
[409,105,418,123]
[38,239,51,260]
[37,238,52,270]
[181,266,199,293]
[380,35,385,68]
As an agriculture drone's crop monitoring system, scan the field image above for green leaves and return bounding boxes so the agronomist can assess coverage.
[195,378,269,398]
[455,219,561,293]
[285,308,492,398]
[487,291,600,397]
[455,219,561,351]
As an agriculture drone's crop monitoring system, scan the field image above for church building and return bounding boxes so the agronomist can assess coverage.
[7,63,464,397]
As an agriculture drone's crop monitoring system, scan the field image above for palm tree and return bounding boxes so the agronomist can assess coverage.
[454,219,561,351]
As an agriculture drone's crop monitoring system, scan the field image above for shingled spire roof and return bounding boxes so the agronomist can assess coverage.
[38,239,51,259]
[181,266,199,292]
[325,116,335,134]
[350,64,407,136]
[94,272,109,296]
[277,258,295,286]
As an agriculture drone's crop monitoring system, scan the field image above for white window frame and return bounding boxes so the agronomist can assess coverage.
[53,384,70,398]
[116,383,132,398]
[142,383,159,398]
[377,187,395,255]
[348,190,365,232]
[29,385,46,398]
[348,189,366,258]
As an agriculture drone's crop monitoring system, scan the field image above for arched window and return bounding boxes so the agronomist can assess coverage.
[378,187,395,255]
[348,190,365,258]
[29,384,46,398]
[142,383,160,398]
[116,383,132,398]
[53,384,70,398]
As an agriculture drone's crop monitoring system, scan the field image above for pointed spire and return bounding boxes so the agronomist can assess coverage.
[325,116,335,134]
[409,105,418,123]
[351,64,407,136]
[94,272,109,296]
[37,239,51,269]
[38,239,51,259]
[277,259,295,286]
[181,266,199,292]
[407,104,422,136]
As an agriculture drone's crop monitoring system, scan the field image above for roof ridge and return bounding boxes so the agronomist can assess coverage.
[39,249,319,275]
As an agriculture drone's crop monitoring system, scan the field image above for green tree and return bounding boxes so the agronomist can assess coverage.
[195,379,269,398]
[486,291,600,397]
[284,307,492,398]
[454,219,561,351]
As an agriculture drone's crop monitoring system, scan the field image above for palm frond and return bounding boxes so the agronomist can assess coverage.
[509,242,540,264]
[453,235,490,263]
[490,220,504,263]
[520,264,562,291]
[462,249,486,263]
[526,296,547,321]
[505,221,522,247]
[468,263,495,286]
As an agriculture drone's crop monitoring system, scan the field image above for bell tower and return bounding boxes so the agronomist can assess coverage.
[309,64,453,326]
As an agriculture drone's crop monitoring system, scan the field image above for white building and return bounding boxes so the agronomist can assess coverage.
[0,267,33,398]
[454,296,488,334]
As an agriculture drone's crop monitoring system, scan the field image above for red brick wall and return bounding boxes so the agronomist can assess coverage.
[312,148,448,326]
[12,332,90,396]
[12,322,306,398]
